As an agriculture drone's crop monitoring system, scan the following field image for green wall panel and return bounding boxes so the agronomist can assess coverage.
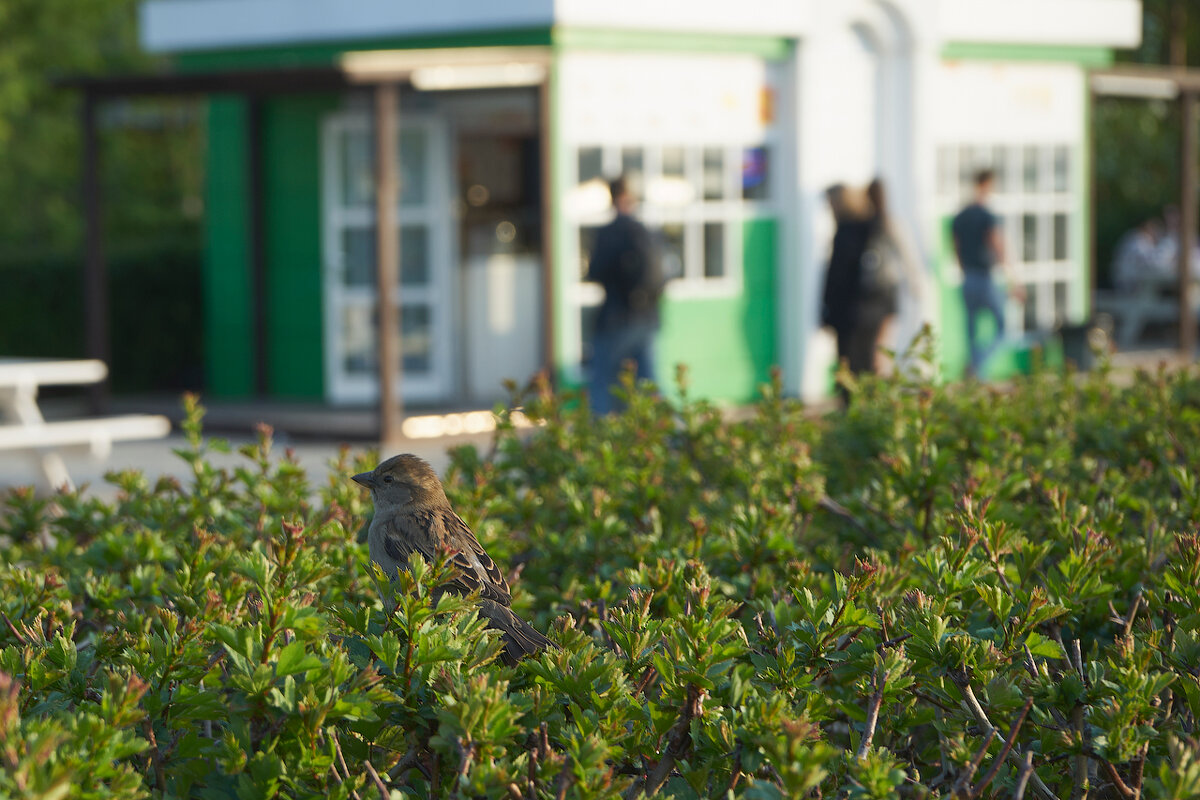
[262,95,337,398]
[941,42,1114,68]
[657,219,777,404]
[204,96,253,398]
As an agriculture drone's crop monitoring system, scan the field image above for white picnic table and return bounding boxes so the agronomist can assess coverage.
[0,358,171,492]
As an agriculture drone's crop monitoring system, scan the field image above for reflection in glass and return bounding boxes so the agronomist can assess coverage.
[703,222,725,278]
[1053,214,1069,261]
[342,304,374,375]
[703,148,724,201]
[341,226,432,287]
[991,147,1010,194]
[1054,281,1068,325]
[660,223,686,281]
[621,147,644,191]
[578,147,603,184]
[1022,214,1038,262]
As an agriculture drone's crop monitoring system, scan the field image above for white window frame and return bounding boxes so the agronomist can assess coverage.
[937,141,1080,337]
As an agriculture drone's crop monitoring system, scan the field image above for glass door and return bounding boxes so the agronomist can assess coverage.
[322,113,453,404]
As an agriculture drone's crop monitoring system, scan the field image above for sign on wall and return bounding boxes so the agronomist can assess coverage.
[559,52,776,145]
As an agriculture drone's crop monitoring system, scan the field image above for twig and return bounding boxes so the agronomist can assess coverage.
[141,719,167,792]
[506,783,523,800]
[1013,751,1036,800]
[625,684,704,798]
[1071,706,1087,800]
[0,612,29,646]
[450,739,476,799]
[877,633,913,651]
[555,756,572,800]
[971,697,1034,799]
[386,747,421,782]
[953,727,996,797]
[817,495,871,537]
[363,760,389,800]
[1098,759,1134,799]
[856,665,887,761]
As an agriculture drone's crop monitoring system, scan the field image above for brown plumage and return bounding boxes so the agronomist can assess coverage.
[352,454,555,665]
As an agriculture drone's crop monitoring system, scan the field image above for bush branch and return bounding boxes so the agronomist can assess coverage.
[856,665,887,761]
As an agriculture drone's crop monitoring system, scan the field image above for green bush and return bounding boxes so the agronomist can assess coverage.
[3,350,1200,799]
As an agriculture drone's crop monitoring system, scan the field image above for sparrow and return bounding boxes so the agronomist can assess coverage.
[352,454,555,665]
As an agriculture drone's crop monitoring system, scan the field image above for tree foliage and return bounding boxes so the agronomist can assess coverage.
[3,346,1200,798]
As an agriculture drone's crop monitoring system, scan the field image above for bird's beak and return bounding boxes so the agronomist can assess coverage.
[351,471,374,489]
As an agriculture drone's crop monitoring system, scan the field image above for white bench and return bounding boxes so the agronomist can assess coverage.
[0,358,170,492]
[1093,277,1198,349]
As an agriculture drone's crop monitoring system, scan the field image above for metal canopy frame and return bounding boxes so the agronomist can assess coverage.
[1091,65,1200,355]
[61,47,555,445]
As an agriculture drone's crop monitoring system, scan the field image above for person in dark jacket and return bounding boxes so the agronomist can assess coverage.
[586,175,663,415]
[820,184,876,377]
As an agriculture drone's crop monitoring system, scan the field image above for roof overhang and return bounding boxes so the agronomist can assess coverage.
[941,0,1142,50]
[1091,66,1200,99]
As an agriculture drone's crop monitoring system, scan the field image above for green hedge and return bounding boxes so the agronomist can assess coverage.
[3,346,1200,799]
[0,241,202,393]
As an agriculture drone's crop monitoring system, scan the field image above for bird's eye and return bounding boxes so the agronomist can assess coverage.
[382,474,394,484]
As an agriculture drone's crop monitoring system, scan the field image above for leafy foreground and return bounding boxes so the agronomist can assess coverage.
[3,355,1200,800]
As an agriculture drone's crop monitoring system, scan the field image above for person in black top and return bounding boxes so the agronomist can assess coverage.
[952,168,1025,377]
[820,184,876,377]
[586,175,663,415]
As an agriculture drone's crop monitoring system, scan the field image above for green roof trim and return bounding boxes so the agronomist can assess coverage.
[174,28,556,71]
[552,28,792,59]
[941,42,1115,68]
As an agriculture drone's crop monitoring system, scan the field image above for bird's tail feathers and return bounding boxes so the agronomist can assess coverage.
[479,600,557,666]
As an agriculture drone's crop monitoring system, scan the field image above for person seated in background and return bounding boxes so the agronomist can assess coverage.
[1152,205,1200,284]
[1112,216,1165,293]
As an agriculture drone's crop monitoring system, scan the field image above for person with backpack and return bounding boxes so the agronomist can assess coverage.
[821,179,924,389]
[586,174,665,415]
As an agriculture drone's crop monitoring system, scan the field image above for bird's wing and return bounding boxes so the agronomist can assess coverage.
[382,510,512,605]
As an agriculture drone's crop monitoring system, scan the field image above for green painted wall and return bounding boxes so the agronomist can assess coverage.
[263,95,338,398]
[204,96,253,397]
[657,219,778,403]
[941,42,1115,68]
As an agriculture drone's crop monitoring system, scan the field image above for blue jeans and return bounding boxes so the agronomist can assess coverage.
[589,320,657,415]
[962,271,1006,375]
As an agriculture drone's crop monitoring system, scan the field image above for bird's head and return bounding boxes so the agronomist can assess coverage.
[352,453,447,510]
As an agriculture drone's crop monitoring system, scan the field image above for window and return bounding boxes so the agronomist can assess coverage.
[938,142,1079,333]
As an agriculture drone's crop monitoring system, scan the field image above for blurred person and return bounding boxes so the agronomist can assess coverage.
[952,168,1025,378]
[863,178,926,375]
[821,184,874,382]
[586,175,664,415]
[1112,216,1165,292]
[1153,205,1200,282]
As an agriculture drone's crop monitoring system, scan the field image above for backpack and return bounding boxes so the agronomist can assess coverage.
[859,230,901,306]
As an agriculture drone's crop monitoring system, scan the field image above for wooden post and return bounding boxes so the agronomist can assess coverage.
[374,82,403,447]
[248,95,269,397]
[538,78,556,383]
[81,90,109,414]
[1180,90,1198,355]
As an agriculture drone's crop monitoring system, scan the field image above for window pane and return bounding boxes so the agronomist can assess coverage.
[1024,285,1038,331]
[580,304,599,368]
[703,147,725,200]
[341,130,373,207]
[1054,281,1069,325]
[342,228,374,287]
[742,146,769,200]
[1054,146,1070,193]
[1022,146,1039,193]
[341,226,431,287]
[578,147,603,183]
[401,226,429,286]
[660,223,686,280]
[662,146,685,179]
[621,147,644,196]
[1022,214,1038,262]
[401,304,431,373]
[342,304,374,374]
[1053,213,1069,261]
[579,225,601,278]
[398,128,427,206]
[959,145,977,196]
[703,222,725,278]
[991,147,1010,194]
